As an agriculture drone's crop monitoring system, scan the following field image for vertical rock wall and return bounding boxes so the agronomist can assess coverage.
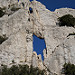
[0,0,75,75]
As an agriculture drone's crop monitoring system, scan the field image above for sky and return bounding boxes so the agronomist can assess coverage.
[33,0,75,60]
[30,0,75,11]
[33,35,46,60]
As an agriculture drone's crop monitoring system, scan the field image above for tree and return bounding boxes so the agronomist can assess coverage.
[0,8,5,17]
[63,63,75,75]
[58,14,75,27]
[0,64,46,75]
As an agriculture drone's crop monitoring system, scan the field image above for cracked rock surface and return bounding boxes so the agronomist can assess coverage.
[0,0,75,75]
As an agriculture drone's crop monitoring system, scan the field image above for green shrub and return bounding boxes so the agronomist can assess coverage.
[63,63,75,75]
[0,7,6,10]
[0,64,46,75]
[58,14,75,27]
[1,65,8,75]
[0,35,8,44]
[0,8,5,17]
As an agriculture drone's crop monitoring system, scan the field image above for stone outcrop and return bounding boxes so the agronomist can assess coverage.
[0,0,75,75]
[32,51,44,70]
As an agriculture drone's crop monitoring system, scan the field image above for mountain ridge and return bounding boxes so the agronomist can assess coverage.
[0,0,75,75]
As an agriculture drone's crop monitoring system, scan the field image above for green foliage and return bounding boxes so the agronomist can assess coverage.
[0,7,5,17]
[0,35,8,44]
[0,7,6,10]
[0,64,46,75]
[63,63,75,75]
[58,14,75,27]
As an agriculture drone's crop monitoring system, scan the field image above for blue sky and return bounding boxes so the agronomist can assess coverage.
[33,35,46,60]
[33,0,75,60]
[31,0,75,11]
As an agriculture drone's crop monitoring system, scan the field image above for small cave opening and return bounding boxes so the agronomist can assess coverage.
[28,18,30,22]
[38,56,39,59]
[33,34,46,60]
[21,2,25,7]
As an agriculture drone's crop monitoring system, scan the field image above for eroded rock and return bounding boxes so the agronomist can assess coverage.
[0,0,75,75]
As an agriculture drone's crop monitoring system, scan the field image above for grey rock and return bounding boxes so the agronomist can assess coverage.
[0,0,75,75]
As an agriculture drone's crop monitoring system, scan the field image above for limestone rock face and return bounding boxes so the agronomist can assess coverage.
[54,8,75,17]
[0,0,75,75]
[0,0,33,66]
[0,0,29,8]
[44,36,75,75]
[32,51,44,70]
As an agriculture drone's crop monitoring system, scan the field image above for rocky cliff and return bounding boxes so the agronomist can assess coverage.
[0,0,75,75]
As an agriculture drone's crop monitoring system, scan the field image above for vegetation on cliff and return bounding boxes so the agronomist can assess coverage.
[0,64,46,75]
[0,35,8,44]
[63,63,75,75]
[58,14,75,27]
[0,7,5,17]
